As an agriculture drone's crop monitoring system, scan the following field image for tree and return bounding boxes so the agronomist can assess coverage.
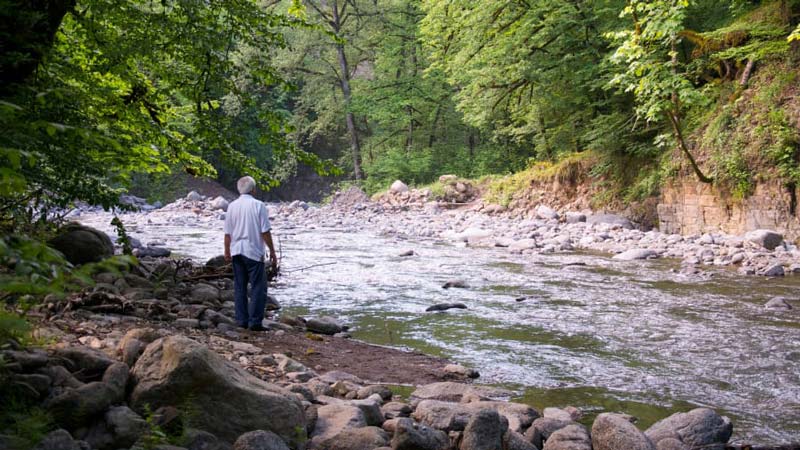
[275,0,379,180]
[607,0,713,183]
[0,0,333,230]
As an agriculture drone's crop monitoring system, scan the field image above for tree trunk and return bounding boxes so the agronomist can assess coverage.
[331,2,363,180]
[0,0,75,96]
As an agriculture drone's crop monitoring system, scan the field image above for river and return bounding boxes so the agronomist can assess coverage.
[79,206,800,445]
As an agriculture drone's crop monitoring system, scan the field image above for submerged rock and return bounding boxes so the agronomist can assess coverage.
[426,303,468,312]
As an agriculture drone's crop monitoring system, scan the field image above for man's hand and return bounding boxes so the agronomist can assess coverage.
[269,252,278,269]
[224,251,231,263]
[224,234,232,262]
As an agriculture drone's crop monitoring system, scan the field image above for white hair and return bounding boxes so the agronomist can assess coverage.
[237,176,256,195]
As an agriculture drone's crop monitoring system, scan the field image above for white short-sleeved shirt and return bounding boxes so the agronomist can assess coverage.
[224,194,271,262]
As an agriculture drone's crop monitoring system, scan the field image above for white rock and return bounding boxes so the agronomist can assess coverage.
[613,249,658,260]
[390,180,409,194]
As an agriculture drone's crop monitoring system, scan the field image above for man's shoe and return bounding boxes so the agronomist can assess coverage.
[249,324,267,332]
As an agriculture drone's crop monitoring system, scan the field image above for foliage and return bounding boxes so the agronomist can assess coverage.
[111,217,133,256]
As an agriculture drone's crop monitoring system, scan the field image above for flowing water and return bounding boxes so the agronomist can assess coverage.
[89,212,800,445]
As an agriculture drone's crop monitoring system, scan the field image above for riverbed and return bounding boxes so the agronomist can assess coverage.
[77,204,800,445]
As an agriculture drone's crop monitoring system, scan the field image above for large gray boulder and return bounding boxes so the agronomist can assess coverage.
[210,196,230,212]
[306,316,344,335]
[49,223,114,265]
[309,404,366,448]
[314,427,388,450]
[524,418,572,449]
[390,418,449,450]
[745,229,783,250]
[410,382,513,405]
[46,362,128,429]
[233,430,290,450]
[542,424,591,450]
[412,400,538,433]
[587,214,634,229]
[591,413,655,450]
[391,180,410,194]
[130,335,306,445]
[460,409,508,450]
[504,430,538,450]
[613,249,658,261]
[645,408,732,450]
[33,429,86,450]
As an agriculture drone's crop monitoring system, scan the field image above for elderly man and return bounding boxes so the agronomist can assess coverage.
[224,176,278,331]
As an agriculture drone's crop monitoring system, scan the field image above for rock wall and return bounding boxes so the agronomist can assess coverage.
[658,180,800,242]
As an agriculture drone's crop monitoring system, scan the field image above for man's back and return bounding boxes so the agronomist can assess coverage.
[224,194,271,262]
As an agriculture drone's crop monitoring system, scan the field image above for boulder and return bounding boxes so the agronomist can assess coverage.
[130,335,306,445]
[542,424,591,450]
[233,430,290,450]
[189,284,220,304]
[391,418,449,450]
[444,364,479,378]
[391,180,410,194]
[186,191,203,201]
[460,409,508,450]
[613,249,658,261]
[509,239,538,252]
[410,383,513,405]
[309,404,367,448]
[645,408,732,450]
[316,427,388,450]
[426,303,468,312]
[306,316,344,335]
[358,385,393,401]
[351,398,385,426]
[765,297,793,310]
[535,205,559,220]
[745,229,783,250]
[504,430,538,450]
[762,264,785,277]
[82,406,147,450]
[565,212,586,224]
[184,429,226,450]
[210,196,230,212]
[206,255,229,268]
[591,413,655,450]
[48,223,114,265]
[586,214,634,229]
[33,429,85,450]
[442,280,469,289]
[412,400,538,434]
[46,362,128,429]
[382,402,413,420]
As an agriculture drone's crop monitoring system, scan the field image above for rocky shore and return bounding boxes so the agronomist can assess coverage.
[19,183,796,450]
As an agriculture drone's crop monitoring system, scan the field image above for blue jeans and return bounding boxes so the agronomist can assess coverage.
[232,255,267,328]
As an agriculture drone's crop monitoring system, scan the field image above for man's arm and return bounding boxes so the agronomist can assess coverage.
[262,231,277,268]
[224,234,232,262]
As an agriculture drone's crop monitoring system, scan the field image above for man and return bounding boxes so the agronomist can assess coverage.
[224,176,278,331]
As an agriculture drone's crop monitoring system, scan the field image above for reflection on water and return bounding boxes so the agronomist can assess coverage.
[82,213,800,445]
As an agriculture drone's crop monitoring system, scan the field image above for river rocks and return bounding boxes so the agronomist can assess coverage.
[745,229,783,250]
[442,280,469,289]
[186,191,203,201]
[542,423,591,450]
[351,398,385,426]
[613,248,658,260]
[565,212,586,224]
[765,297,793,310]
[310,404,367,448]
[189,283,220,304]
[412,400,537,434]
[586,214,634,229]
[130,335,306,444]
[536,205,559,220]
[233,430,290,450]
[762,264,785,277]
[210,196,229,211]
[524,417,572,449]
[645,408,732,450]
[411,382,513,405]
[306,316,345,335]
[443,363,479,378]
[391,180,410,194]
[426,303,468,312]
[33,429,86,450]
[383,402,413,419]
[49,223,114,265]
[460,409,509,450]
[591,413,655,450]
[391,417,449,450]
